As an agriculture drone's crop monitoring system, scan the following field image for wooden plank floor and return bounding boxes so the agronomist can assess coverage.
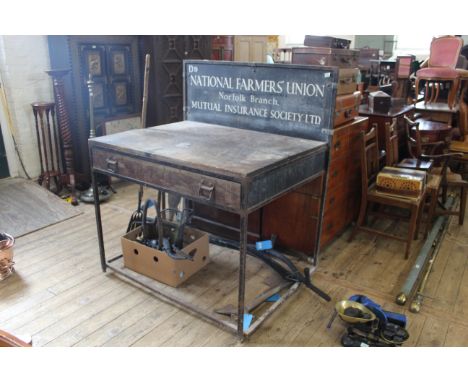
[1,181,467,346]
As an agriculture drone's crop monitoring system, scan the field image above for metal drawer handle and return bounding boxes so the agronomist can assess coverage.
[344,109,352,118]
[198,180,215,200]
[334,141,341,150]
[106,158,118,173]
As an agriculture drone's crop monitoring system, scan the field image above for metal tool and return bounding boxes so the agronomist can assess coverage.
[126,185,144,233]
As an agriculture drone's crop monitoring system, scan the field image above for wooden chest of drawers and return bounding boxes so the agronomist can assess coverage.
[320,116,369,248]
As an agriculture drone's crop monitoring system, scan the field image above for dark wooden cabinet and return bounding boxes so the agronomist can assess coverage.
[139,36,212,127]
[48,36,141,183]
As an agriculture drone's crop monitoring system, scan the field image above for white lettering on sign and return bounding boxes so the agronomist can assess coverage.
[286,82,324,97]
[235,78,284,94]
[189,75,233,89]
[218,92,246,102]
[189,74,325,99]
[191,100,222,112]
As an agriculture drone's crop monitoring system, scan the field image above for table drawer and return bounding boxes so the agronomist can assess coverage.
[92,149,241,210]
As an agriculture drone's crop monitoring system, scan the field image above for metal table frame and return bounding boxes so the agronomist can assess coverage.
[91,164,325,340]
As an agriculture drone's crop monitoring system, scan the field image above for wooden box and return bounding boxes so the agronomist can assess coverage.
[368,91,391,114]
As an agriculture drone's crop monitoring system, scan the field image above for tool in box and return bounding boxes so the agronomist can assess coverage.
[138,198,196,261]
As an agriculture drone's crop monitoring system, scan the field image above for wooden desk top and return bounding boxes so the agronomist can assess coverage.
[359,99,414,118]
[89,121,327,179]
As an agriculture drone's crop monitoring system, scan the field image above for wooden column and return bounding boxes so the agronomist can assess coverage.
[46,69,77,204]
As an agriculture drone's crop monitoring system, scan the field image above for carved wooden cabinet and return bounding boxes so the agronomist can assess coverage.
[139,36,212,127]
[48,36,141,183]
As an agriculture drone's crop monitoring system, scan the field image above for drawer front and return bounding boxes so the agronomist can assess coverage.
[92,149,241,210]
[320,208,347,247]
[326,156,348,190]
[323,185,348,212]
[330,126,350,159]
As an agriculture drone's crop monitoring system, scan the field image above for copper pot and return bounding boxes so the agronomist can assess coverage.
[0,233,15,280]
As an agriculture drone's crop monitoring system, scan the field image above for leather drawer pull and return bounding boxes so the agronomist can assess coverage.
[106,158,118,173]
[198,180,215,200]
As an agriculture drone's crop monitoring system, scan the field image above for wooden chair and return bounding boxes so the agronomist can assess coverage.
[384,118,433,171]
[384,119,440,238]
[349,127,426,259]
[405,117,467,227]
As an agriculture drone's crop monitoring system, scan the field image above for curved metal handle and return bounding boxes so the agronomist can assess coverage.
[106,158,118,173]
[198,180,215,200]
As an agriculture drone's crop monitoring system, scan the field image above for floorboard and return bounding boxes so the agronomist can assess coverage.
[0,181,467,346]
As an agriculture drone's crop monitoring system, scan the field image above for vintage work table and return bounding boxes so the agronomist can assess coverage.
[89,61,338,339]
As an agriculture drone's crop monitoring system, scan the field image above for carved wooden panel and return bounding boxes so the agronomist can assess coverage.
[48,36,141,182]
[140,36,212,127]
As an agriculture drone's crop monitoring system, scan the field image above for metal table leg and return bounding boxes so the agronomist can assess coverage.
[91,169,106,272]
[237,213,248,339]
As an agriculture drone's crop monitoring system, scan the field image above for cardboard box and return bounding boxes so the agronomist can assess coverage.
[121,225,209,287]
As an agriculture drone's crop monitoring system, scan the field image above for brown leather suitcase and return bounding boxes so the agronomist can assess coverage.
[292,47,360,68]
[358,48,379,70]
[334,91,361,127]
[304,35,351,49]
[337,68,359,95]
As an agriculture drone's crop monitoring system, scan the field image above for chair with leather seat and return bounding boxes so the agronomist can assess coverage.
[349,127,426,259]
[415,36,464,109]
[405,116,467,228]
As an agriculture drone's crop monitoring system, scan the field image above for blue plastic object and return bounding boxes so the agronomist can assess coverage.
[243,313,254,331]
[266,293,281,302]
[255,240,273,251]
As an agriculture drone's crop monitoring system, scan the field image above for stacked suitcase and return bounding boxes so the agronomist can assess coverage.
[291,36,369,248]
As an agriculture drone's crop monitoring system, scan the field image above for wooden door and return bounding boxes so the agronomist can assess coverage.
[0,124,9,179]
[234,36,268,63]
